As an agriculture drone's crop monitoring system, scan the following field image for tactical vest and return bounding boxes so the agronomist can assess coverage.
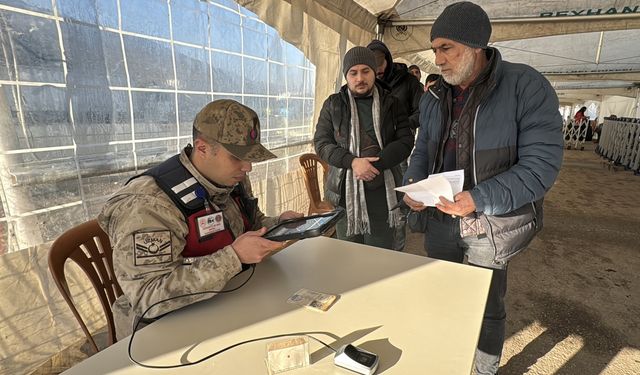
[129,155,255,257]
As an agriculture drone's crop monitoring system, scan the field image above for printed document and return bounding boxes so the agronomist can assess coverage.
[395,170,464,206]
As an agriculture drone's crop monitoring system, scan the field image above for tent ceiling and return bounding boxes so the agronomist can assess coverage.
[242,0,640,107]
[493,30,640,75]
[372,0,640,99]
[556,87,640,103]
[394,0,640,19]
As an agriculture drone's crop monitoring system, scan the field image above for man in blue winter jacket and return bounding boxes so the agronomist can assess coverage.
[402,2,563,374]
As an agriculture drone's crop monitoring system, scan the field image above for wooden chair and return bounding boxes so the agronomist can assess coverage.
[48,219,123,353]
[299,153,334,215]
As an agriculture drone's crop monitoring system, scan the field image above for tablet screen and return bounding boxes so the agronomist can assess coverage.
[264,208,344,242]
[267,214,335,238]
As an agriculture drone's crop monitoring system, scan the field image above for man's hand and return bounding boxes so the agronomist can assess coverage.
[403,194,427,211]
[435,191,476,217]
[231,227,283,264]
[278,211,303,222]
[351,157,380,181]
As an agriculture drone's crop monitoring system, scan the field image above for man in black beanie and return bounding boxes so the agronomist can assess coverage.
[313,46,414,249]
[403,2,564,374]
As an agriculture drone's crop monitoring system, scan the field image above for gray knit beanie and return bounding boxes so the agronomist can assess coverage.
[430,1,492,48]
[342,46,377,76]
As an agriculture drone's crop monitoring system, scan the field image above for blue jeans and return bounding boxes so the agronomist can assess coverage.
[425,214,507,375]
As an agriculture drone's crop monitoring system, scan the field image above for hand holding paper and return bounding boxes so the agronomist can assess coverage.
[395,170,464,207]
[435,190,477,217]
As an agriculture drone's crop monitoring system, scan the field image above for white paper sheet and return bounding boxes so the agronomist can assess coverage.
[394,170,464,207]
[436,170,464,195]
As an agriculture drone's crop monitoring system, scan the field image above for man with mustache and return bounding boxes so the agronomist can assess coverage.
[314,46,414,249]
[99,99,302,339]
[403,2,563,374]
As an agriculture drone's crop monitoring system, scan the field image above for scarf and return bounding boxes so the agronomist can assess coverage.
[344,86,402,236]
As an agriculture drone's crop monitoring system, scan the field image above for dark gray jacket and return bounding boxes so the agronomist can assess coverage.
[314,83,414,206]
[405,48,563,264]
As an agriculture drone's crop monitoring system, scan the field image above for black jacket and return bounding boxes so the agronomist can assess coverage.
[367,39,424,130]
[313,83,414,206]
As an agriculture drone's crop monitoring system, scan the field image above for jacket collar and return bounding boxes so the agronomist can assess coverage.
[471,47,500,91]
[180,146,235,205]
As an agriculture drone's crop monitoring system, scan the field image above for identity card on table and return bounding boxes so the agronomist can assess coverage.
[287,288,338,312]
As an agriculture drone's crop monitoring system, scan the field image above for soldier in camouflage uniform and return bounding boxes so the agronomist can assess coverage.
[99,99,302,339]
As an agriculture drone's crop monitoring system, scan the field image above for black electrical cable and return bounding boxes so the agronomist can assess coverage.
[127,264,256,368]
[127,264,337,369]
[131,332,337,370]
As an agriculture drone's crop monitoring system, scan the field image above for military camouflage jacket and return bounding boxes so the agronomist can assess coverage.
[98,148,277,338]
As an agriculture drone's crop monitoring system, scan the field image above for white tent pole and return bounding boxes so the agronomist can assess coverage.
[335,34,348,92]
[595,31,604,65]
[375,21,384,40]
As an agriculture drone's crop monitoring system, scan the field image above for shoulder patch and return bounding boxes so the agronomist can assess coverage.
[133,230,173,266]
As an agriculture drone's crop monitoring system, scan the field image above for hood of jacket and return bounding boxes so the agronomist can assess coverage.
[388,62,414,88]
[367,39,393,80]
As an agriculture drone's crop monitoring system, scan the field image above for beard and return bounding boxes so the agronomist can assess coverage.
[349,82,374,97]
[441,47,476,86]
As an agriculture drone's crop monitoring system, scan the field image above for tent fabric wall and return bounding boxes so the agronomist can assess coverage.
[0,244,105,375]
[600,95,639,118]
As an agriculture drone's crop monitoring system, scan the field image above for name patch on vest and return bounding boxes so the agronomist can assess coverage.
[133,230,173,266]
[196,212,225,239]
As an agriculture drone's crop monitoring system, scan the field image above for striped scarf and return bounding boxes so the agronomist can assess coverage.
[344,86,402,236]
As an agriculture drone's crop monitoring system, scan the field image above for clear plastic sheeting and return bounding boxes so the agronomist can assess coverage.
[0,1,316,373]
[0,0,316,255]
[0,11,64,83]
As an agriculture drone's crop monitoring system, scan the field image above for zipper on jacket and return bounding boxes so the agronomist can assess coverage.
[531,201,538,229]
[428,87,440,100]
[472,106,480,186]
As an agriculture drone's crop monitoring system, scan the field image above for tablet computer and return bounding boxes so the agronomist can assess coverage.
[263,208,344,242]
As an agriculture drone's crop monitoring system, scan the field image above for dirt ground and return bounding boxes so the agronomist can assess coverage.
[32,143,639,374]
[403,143,640,374]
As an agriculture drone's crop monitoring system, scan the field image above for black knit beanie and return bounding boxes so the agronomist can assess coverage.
[342,46,377,77]
[430,1,491,48]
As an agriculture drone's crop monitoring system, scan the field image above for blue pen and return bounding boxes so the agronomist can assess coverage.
[194,186,211,213]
